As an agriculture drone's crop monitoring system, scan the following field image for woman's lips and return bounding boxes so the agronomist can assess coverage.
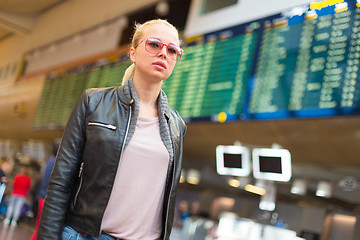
[153,61,166,70]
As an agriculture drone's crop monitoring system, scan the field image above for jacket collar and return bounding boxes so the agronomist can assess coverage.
[118,78,171,121]
[118,78,174,159]
[118,78,135,106]
[157,87,171,121]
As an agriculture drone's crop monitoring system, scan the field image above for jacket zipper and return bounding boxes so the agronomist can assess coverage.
[97,104,132,235]
[163,127,175,240]
[88,122,117,130]
[73,119,120,210]
[73,162,84,206]
[121,106,132,154]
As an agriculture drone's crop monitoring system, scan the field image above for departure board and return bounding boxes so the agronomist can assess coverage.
[163,0,360,121]
[249,1,360,119]
[33,59,130,129]
[162,30,258,120]
[34,0,360,128]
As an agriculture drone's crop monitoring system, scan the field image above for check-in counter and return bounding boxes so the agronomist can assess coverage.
[174,212,305,240]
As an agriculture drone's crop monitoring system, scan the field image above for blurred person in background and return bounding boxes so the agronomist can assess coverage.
[3,164,32,226]
[29,140,59,240]
[29,167,42,219]
[38,19,186,240]
[0,159,10,184]
[178,200,191,227]
[0,160,10,207]
[190,201,200,217]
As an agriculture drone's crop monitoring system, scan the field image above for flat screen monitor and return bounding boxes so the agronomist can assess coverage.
[216,145,251,176]
[252,148,291,182]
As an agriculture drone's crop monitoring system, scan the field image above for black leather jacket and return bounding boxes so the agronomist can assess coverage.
[37,80,186,240]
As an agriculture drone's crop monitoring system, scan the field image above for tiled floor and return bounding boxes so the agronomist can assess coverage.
[0,218,34,240]
[0,223,33,240]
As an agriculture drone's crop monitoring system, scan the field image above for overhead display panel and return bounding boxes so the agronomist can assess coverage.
[33,57,131,129]
[162,28,258,121]
[252,148,292,182]
[248,0,360,119]
[163,0,360,121]
[34,0,360,128]
[216,145,251,177]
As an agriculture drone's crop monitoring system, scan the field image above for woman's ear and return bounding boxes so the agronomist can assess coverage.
[129,47,136,63]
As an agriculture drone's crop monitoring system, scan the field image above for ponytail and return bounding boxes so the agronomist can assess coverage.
[122,63,135,85]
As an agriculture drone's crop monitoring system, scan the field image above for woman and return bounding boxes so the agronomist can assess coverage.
[37,19,186,240]
[3,165,32,227]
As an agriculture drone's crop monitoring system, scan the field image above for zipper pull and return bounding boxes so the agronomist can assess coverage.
[106,124,117,130]
[78,162,84,177]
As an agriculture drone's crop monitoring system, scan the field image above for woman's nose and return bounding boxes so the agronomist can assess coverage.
[158,45,168,58]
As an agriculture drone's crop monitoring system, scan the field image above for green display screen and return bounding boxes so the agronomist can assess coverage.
[162,33,257,119]
[34,0,360,128]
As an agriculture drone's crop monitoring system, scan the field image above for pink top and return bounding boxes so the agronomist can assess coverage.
[101,117,170,240]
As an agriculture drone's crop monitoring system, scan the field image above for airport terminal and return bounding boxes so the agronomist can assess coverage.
[0,0,360,239]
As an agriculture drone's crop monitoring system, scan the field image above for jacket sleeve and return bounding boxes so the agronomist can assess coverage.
[37,91,89,240]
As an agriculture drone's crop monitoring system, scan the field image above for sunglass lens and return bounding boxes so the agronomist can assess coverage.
[167,45,180,60]
[145,38,182,61]
[146,39,162,53]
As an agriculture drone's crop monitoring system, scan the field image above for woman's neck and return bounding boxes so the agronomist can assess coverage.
[132,76,162,118]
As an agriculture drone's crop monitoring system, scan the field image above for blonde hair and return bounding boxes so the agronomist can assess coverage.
[121,19,180,85]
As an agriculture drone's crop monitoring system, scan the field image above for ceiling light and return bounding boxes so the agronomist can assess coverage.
[187,169,200,185]
[291,179,307,195]
[155,1,170,16]
[228,178,241,188]
[244,184,266,195]
[316,181,332,198]
[179,169,186,183]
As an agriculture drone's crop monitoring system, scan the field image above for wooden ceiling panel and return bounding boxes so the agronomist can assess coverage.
[0,0,65,15]
[0,25,12,40]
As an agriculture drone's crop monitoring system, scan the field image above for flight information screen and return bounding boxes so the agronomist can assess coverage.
[163,0,360,121]
[163,32,257,121]
[34,0,360,128]
[33,59,131,129]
